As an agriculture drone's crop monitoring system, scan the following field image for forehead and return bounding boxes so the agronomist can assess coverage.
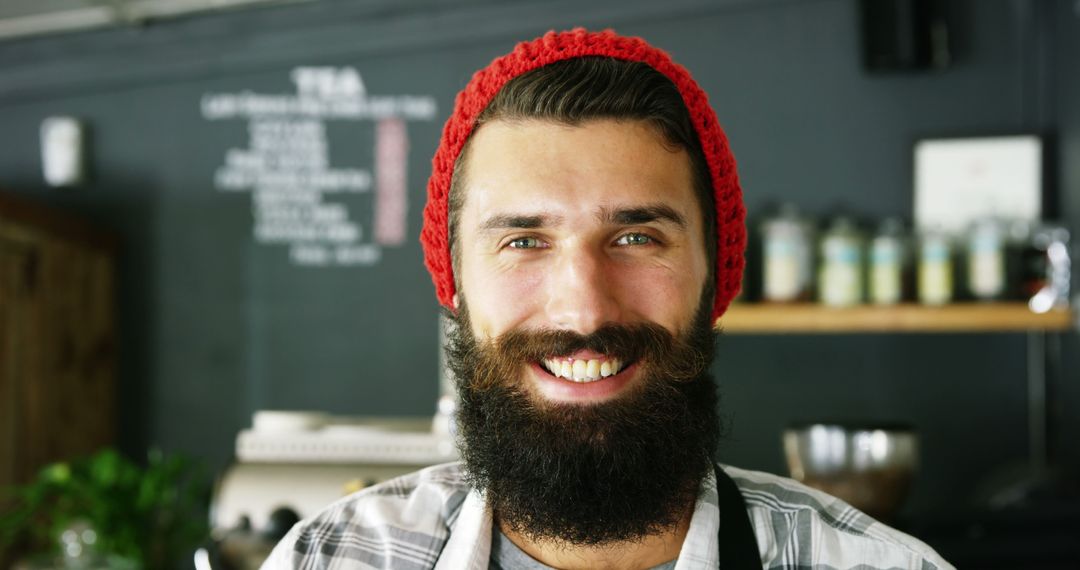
[458,119,699,222]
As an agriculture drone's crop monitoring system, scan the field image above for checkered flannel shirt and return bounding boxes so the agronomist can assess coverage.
[261,462,953,569]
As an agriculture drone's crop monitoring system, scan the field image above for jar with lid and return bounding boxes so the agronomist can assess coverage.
[966,218,1006,301]
[869,218,908,305]
[761,204,814,302]
[1024,224,1071,313]
[817,217,864,307]
[918,227,954,305]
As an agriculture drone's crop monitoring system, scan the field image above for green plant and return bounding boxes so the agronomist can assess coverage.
[0,448,209,569]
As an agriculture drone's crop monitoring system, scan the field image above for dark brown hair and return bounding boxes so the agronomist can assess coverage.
[448,56,716,292]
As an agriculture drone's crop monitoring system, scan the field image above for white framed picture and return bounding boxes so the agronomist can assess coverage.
[914,134,1043,234]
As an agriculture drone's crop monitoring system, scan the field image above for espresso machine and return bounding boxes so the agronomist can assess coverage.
[202,410,457,569]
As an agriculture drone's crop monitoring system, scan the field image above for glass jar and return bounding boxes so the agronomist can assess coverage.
[966,218,1006,301]
[918,227,954,305]
[818,217,864,307]
[761,204,814,302]
[1025,224,1071,313]
[869,218,907,305]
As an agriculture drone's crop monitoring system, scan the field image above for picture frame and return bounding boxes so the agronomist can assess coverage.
[913,133,1046,234]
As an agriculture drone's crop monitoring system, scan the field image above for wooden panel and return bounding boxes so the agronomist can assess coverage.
[718,303,1075,334]
[0,192,116,489]
[0,236,34,490]
[22,235,115,478]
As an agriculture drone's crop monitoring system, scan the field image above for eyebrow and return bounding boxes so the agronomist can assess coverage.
[599,204,687,229]
[477,203,687,233]
[479,213,565,231]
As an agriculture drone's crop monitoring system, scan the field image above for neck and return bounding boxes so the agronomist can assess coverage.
[497,504,693,570]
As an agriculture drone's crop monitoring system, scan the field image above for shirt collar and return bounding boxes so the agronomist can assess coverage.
[673,468,720,569]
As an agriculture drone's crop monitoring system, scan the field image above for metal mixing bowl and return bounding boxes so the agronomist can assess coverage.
[782,423,918,522]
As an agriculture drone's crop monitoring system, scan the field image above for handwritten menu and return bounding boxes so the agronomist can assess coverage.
[202,67,436,266]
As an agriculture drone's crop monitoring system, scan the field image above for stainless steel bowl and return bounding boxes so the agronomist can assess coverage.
[782,423,918,521]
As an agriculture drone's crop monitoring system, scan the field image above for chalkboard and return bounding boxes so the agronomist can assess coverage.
[196,64,445,416]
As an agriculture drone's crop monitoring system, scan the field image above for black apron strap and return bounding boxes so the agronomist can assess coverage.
[713,463,762,569]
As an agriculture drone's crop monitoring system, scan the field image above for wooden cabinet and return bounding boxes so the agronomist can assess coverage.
[0,192,116,489]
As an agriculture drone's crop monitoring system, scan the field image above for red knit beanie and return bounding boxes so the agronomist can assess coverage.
[421,28,746,322]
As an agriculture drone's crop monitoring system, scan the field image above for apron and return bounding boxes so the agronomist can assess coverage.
[713,463,763,569]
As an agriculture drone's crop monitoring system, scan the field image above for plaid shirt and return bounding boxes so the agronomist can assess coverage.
[262,462,953,569]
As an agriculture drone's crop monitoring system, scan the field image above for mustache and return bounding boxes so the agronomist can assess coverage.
[448,319,715,391]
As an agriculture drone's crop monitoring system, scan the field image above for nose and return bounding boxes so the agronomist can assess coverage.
[544,244,623,334]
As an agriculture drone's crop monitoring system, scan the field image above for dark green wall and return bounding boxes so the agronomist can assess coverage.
[1052,0,1080,492]
[1,0,1076,521]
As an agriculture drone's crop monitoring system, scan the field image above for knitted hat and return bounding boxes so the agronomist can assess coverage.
[421,28,746,322]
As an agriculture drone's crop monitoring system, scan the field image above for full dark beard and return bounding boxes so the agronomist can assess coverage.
[445,302,723,547]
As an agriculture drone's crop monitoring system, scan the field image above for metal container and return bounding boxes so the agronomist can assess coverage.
[783,423,918,522]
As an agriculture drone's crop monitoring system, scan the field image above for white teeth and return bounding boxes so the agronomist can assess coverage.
[542,357,624,382]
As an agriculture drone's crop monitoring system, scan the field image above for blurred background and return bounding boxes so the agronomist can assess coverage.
[1,0,1079,567]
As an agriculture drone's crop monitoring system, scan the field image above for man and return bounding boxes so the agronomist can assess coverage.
[264,29,952,569]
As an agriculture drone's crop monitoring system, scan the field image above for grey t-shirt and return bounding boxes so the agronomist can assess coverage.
[489,529,678,570]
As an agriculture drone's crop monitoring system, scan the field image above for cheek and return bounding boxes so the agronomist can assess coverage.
[465,264,546,338]
[615,264,703,328]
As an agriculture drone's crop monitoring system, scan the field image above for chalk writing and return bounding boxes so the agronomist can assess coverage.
[203,67,435,267]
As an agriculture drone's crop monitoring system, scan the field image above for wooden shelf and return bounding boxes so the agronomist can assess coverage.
[718,302,1075,334]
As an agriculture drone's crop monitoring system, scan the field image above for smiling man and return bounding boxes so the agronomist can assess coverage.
[264,29,952,570]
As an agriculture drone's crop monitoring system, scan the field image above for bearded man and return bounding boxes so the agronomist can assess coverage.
[264,29,952,570]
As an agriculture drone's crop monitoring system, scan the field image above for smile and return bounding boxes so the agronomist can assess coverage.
[540,356,626,383]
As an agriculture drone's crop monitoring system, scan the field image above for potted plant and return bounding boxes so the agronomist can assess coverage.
[0,448,209,569]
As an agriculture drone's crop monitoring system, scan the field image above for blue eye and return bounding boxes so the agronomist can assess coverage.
[508,237,542,249]
[615,233,653,246]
